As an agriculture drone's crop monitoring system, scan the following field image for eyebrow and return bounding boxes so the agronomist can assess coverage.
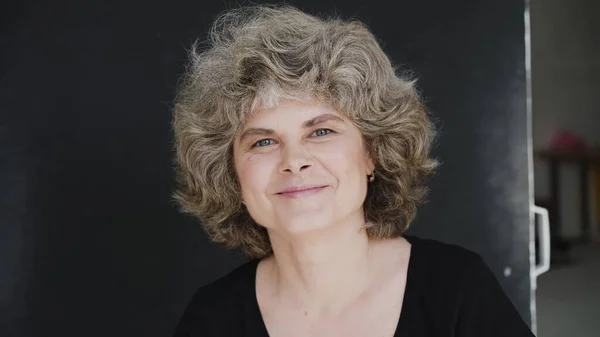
[238,113,346,143]
[238,128,276,143]
[302,113,345,128]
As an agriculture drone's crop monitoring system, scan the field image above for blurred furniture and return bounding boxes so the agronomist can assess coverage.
[535,148,600,246]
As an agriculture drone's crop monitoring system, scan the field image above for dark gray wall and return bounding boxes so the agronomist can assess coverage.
[0,1,531,336]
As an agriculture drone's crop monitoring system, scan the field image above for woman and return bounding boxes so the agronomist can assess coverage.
[172,5,534,337]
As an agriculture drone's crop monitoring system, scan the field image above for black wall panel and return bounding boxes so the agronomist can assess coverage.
[0,1,531,336]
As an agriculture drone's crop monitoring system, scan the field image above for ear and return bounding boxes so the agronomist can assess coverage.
[365,151,375,175]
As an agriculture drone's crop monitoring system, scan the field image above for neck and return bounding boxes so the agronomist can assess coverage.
[265,214,379,313]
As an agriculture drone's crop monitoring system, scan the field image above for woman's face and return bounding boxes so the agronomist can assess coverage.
[233,99,374,236]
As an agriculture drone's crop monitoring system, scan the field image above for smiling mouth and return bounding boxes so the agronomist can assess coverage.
[276,186,328,199]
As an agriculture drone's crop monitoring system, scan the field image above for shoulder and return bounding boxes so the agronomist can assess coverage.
[402,236,533,336]
[405,235,486,278]
[196,259,258,303]
[173,259,259,336]
[186,259,257,310]
[403,235,494,307]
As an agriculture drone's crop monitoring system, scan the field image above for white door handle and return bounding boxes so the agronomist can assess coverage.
[533,205,551,277]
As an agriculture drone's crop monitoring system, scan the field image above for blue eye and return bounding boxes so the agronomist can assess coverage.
[253,139,275,148]
[313,129,333,137]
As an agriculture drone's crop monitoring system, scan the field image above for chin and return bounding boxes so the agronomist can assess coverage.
[273,208,337,235]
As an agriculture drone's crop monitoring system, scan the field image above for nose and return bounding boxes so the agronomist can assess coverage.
[279,143,313,174]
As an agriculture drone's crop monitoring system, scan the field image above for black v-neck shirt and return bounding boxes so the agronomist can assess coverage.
[173,236,535,336]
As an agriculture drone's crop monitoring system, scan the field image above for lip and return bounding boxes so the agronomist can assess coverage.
[276,185,328,198]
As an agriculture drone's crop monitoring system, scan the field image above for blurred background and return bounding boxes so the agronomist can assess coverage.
[1,0,598,336]
[531,0,600,336]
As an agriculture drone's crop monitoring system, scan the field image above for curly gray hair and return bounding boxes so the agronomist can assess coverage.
[172,5,438,258]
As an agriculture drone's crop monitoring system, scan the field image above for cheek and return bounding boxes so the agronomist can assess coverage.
[236,154,273,197]
[317,142,368,177]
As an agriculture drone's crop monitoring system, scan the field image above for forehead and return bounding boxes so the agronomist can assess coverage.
[244,99,343,127]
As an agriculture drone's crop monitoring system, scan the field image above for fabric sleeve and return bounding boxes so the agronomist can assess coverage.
[454,254,535,337]
[171,298,196,337]
[171,286,214,337]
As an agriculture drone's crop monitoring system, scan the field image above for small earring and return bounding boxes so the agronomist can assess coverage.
[368,171,375,182]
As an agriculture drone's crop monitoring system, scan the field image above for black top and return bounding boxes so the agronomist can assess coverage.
[173,236,534,336]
